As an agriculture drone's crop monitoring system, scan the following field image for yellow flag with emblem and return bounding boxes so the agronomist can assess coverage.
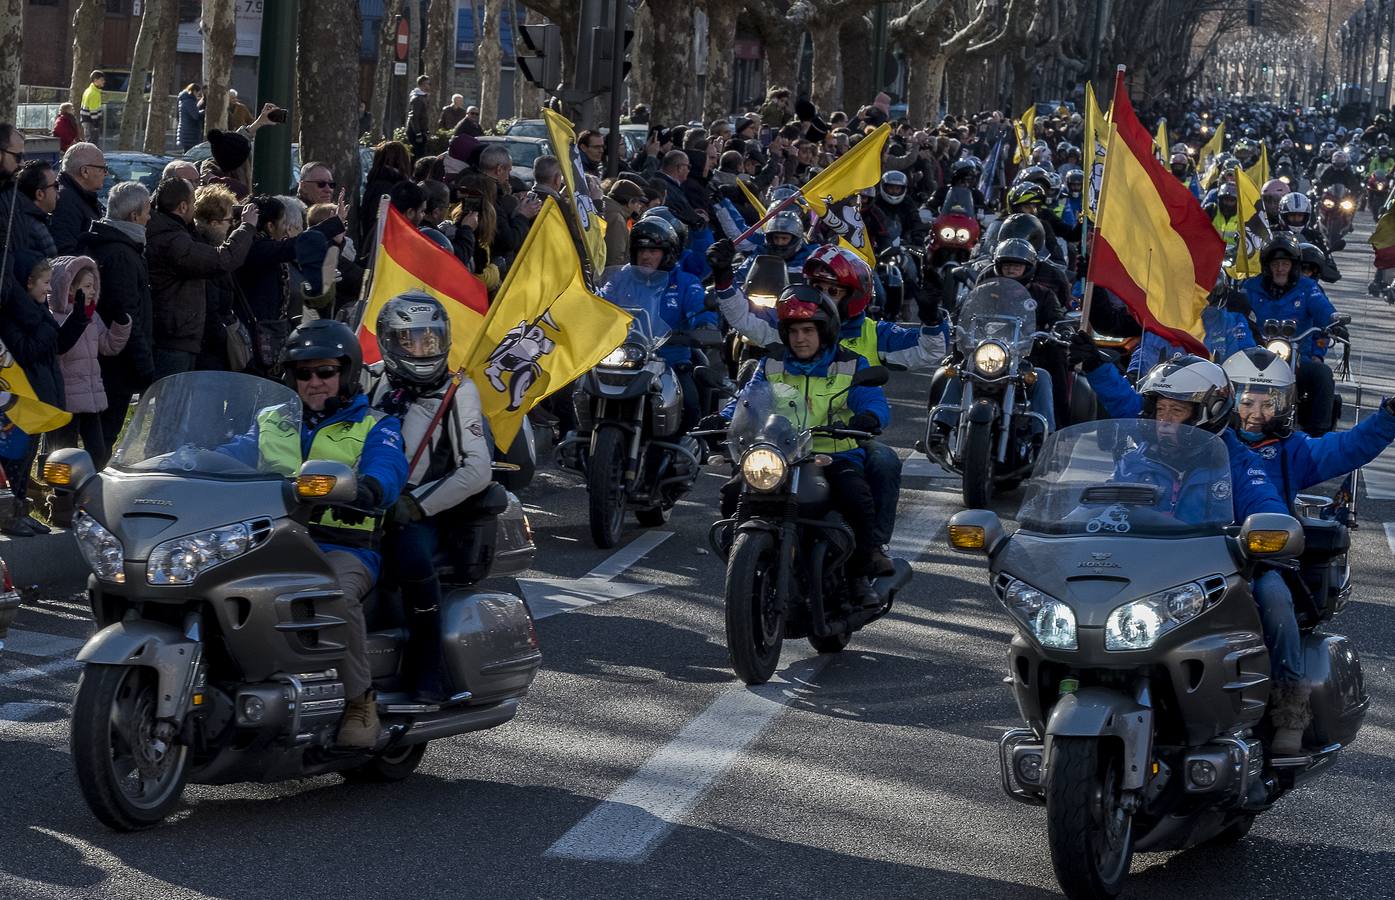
[1084,81,1110,224]
[798,123,891,267]
[542,109,607,281]
[0,339,71,434]
[462,197,631,451]
[1154,119,1169,162]
[1224,169,1269,280]
[1012,104,1036,165]
[1199,120,1226,174]
[1245,144,1270,190]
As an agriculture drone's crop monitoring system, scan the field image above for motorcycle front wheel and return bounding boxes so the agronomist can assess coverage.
[960,417,995,509]
[71,664,191,831]
[724,530,783,685]
[1046,736,1134,900]
[587,425,628,549]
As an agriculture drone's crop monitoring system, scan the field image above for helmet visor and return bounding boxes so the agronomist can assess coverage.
[386,322,449,359]
[1235,384,1293,430]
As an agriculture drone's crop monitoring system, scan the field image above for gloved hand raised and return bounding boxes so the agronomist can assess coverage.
[1068,330,1107,373]
[705,239,736,279]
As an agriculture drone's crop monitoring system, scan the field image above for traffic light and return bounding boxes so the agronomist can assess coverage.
[587,25,634,94]
[517,23,562,92]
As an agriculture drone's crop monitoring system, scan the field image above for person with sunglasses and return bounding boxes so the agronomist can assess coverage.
[50,141,108,255]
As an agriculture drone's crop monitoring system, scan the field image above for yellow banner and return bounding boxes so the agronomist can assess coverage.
[463,198,631,450]
[1225,169,1268,280]
[1084,82,1110,223]
[0,339,71,434]
[1154,119,1169,161]
[1245,144,1270,190]
[1199,120,1226,175]
[798,123,890,267]
[1013,104,1037,165]
[542,109,607,279]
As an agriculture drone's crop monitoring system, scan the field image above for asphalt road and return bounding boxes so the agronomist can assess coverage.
[2,221,1395,900]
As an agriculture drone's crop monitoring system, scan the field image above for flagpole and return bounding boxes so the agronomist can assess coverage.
[1080,65,1128,335]
[732,188,807,245]
[351,195,392,333]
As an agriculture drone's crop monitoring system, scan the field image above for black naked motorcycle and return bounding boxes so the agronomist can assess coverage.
[557,308,727,548]
[46,372,542,831]
[949,419,1366,900]
[699,370,912,685]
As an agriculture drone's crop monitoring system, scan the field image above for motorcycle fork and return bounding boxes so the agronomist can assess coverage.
[624,406,645,488]
[953,380,976,459]
[772,471,800,617]
[997,381,1017,463]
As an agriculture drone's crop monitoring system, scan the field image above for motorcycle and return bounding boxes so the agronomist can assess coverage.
[1259,315,1350,435]
[557,309,725,548]
[927,186,983,278]
[1367,171,1391,220]
[949,418,1367,900]
[921,279,1086,509]
[701,370,912,685]
[872,240,919,321]
[1317,184,1356,250]
[46,372,543,831]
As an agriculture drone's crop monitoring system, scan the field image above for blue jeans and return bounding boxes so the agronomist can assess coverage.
[1254,569,1304,683]
[863,440,901,547]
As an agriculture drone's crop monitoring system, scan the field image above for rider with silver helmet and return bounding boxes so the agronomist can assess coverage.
[368,291,493,703]
[875,170,921,244]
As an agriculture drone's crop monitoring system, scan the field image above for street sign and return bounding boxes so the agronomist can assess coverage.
[395,17,410,62]
[394,62,407,76]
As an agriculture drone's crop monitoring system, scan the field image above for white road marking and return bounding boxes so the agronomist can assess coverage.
[519,531,673,620]
[888,495,952,563]
[1384,522,1395,557]
[545,655,830,862]
[1,630,84,659]
[900,456,955,480]
[0,657,81,689]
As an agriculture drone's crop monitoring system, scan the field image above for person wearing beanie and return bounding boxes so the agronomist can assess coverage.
[603,178,646,266]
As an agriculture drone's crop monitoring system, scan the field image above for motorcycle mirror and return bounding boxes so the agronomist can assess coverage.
[851,366,890,388]
[42,447,97,494]
[1335,314,1352,326]
[947,509,1006,554]
[1239,513,1305,559]
[295,460,358,505]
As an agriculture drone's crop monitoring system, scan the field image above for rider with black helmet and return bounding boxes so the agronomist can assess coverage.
[368,292,492,702]
[927,158,986,216]
[276,318,409,747]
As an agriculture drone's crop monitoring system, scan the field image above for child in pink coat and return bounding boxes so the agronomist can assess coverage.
[48,255,131,465]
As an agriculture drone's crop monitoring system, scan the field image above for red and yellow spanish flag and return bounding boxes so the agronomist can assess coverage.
[358,205,490,370]
[1088,68,1223,356]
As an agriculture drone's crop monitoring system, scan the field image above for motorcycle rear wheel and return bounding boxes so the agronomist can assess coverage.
[342,742,428,783]
[71,664,190,831]
[960,418,995,509]
[725,530,783,685]
[635,505,670,527]
[587,425,627,549]
[1046,736,1134,900]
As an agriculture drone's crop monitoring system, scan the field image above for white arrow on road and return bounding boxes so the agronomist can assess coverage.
[518,530,674,620]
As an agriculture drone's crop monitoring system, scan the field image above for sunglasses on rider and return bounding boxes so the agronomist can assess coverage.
[294,365,342,381]
[808,277,851,300]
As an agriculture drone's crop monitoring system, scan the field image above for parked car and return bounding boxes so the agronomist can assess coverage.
[504,118,548,139]
[99,152,174,204]
[476,135,549,188]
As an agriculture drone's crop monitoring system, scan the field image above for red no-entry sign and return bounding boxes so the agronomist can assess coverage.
[395,18,410,62]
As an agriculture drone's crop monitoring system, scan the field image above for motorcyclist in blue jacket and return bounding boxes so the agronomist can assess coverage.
[601,215,718,431]
[1126,285,1256,380]
[1240,234,1346,435]
[1069,347,1314,755]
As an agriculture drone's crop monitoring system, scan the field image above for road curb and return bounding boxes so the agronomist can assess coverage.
[0,529,88,593]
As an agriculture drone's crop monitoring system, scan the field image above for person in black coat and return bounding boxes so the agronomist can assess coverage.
[49,143,107,255]
[80,182,157,459]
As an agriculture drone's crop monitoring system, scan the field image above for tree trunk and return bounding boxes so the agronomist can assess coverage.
[840,15,873,114]
[808,18,843,112]
[201,0,236,134]
[761,29,800,99]
[143,0,180,154]
[298,0,363,213]
[369,9,398,143]
[0,0,23,123]
[477,0,504,131]
[702,0,740,122]
[631,0,655,115]
[905,51,947,127]
[423,0,454,121]
[119,0,160,150]
[645,0,695,125]
[68,0,104,110]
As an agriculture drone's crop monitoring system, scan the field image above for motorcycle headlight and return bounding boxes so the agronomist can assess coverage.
[955,227,972,243]
[1341,199,1355,211]
[973,340,1009,376]
[1002,578,1077,649]
[1281,175,1291,184]
[1105,580,1221,650]
[939,226,957,242]
[1323,198,1336,208]
[73,510,125,583]
[749,292,778,309]
[148,521,260,585]
[599,343,647,369]
[1265,338,1292,362]
[740,446,787,492]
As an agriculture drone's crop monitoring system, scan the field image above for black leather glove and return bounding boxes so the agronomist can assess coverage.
[1328,321,1349,341]
[392,492,424,524]
[706,239,736,279]
[334,478,383,526]
[696,413,729,433]
[847,412,881,435]
[378,387,411,418]
[1068,330,1107,373]
[1383,396,1395,416]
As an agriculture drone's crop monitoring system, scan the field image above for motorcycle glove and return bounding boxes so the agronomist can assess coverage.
[1384,396,1395,416]
[696,413,730,433]
[392,493,425,524]
[333,477,385,526]
[847,412,882,435]
[1328,322,1350,342]
[1068,330,1107,373]
[706,239,737,287]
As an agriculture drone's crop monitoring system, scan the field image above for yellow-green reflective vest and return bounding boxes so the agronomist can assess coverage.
[839,317,880,366]
[764,352,859,454]
[258,408,383,537]
[1212,210,1240,246]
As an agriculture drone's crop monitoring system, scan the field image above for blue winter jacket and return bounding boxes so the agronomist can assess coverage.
[1240,274,1337,360]
[1238,410,1395,501]
[601,264,717,365]
[722,347,889,466]
[1084,363,1289,520]
[1127,306,1257,377]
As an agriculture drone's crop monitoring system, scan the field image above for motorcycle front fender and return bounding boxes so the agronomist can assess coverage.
[966,397,999,425]
[77,620,199,721]
[1045,687,1154,791]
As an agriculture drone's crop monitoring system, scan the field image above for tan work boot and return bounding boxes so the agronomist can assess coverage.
[1269,680,1312,757]
[337,691,380,748]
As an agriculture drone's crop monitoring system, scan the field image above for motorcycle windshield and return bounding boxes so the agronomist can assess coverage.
[726,379,812,462]
[1017,420,1233,537]
[110,372,304,479]
[943,185,976,217]
[956,277,1037,357]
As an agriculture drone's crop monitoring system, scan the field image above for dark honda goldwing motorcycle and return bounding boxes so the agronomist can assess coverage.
[700,370,913,685]
[921,278,1090,509]
[558,308,727,548]
[46,372,542,831]
[949,419,1366,900]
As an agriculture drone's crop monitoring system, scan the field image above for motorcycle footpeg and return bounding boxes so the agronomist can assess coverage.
[1268,754,1313,768]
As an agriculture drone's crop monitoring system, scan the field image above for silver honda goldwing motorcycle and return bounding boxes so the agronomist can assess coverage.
[46,372,542,831]
[949,419,1366,900]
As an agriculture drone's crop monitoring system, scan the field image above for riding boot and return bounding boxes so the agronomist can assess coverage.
[1269,679,1312,757]
[46,490,74,529]
[336,691,380,748]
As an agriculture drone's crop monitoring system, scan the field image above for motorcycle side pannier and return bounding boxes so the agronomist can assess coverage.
[1303,632,1368,748]
[441,590,542,705]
